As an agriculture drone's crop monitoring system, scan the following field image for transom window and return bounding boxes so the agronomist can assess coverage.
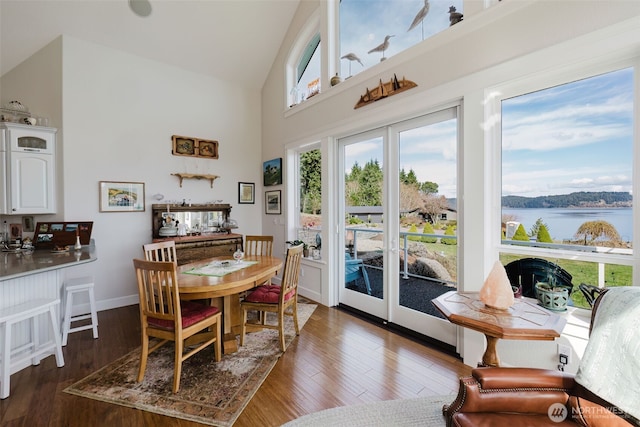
[339,0,463,79]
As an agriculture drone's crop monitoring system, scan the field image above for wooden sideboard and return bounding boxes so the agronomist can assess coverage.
[151,203,243,265]
[152,234,243,265]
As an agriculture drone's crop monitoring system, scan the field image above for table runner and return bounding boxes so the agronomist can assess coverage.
[183,260,258,277]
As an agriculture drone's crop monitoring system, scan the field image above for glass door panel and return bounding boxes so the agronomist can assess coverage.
[337,108,459,347]
[392,109,458,345]
[339,130,387,319]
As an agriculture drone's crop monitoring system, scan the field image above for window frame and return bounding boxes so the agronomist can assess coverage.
[291,142,322,246]
[489,57,638,272]
[285,10,321,109]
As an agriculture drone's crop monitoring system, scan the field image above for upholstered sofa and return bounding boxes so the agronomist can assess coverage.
[444,287,640,427]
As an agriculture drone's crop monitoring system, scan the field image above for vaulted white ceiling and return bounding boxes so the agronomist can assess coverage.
[0,0,300,89]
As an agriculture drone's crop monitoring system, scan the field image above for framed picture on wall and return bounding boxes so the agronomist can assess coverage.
[265,190,281,214]
[263,158,282,186]
[99,181,145,212]
[238,182,255,204]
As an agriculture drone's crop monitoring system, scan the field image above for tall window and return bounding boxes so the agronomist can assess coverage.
[499,67,634,308]
[286,9,321,108]
[294,35,321,105]
[339,0,463,78]
[297,147,322,249]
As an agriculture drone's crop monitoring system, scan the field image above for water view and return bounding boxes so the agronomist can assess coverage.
[502,207,633,243]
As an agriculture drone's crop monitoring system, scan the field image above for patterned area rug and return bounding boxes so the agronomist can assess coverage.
[64,303,317,426]
[282,394,455,426]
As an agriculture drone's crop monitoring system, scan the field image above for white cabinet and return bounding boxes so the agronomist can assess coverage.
[0,123,56,214]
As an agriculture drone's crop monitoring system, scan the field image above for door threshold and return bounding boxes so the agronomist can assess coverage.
[337,303,459,358]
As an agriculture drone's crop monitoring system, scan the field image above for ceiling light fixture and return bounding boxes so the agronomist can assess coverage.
[129,0,152,17]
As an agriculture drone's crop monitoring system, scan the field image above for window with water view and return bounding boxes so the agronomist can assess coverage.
[500,67,634,308]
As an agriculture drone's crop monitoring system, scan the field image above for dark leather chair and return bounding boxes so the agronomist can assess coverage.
[444,287,640,427]
[504,257,574,298]
[578,283,606,308]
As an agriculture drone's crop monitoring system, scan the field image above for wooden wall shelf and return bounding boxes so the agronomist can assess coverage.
[171,173,219,188]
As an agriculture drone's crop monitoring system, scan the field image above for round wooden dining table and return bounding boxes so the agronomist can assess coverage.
[176,255,283,353]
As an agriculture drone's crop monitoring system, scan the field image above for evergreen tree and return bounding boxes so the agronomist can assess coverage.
[358,159,383,206]
[512,224,529,241]
[421,222,437,243]
[345,161,363,206]
[441,225,457,245]
[347,161,362,182]
[536,224,553,243]
[300,149,321,214]
[529,218,548,239]
[407,224,420,241]
[405,169,418,187]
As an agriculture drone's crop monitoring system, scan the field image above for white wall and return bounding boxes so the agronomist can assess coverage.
[1,35,265,310]
[260,0,640,369]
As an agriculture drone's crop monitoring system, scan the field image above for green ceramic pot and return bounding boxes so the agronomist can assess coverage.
[535,282,569,311]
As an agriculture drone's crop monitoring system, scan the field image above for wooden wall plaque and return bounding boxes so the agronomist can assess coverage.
[171,135,219,159]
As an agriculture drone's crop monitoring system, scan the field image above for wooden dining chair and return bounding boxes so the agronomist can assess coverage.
[133,258,222,393]
[239,243,303,352]
[142,241,178,263]
[241,235,275,315]
[244,235,274,257]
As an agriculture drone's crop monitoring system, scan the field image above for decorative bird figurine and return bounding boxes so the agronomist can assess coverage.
[341,52,364,77]
[368,35,394,61]
[408,0,430,39]
[448,6,463,26]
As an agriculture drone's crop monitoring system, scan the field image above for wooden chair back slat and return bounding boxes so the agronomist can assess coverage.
[244,235,274,257]
[280,244,303,304]
[143,241,178,263]
[239,243,304,352]
[134,259,180,326]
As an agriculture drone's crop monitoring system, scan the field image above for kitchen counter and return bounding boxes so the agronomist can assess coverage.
[0,245,97,281]
[1,243,98,374]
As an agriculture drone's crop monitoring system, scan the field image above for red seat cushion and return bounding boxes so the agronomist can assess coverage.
[245,284,295,304]
[148,300,220,331]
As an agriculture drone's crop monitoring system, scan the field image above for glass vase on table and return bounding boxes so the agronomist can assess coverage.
[233,248,244,263]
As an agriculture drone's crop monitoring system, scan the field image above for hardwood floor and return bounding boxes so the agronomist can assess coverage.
[0,302,471,426]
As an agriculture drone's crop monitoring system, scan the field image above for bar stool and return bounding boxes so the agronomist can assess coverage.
[62,277,98,346]
[1,298,65,399]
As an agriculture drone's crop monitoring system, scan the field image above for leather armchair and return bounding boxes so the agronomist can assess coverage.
[444,288,640,427]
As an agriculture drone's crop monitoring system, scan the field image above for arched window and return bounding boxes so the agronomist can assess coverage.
[286,11,321,108]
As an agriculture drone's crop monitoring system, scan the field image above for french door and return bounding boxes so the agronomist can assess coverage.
[338,107,459,346]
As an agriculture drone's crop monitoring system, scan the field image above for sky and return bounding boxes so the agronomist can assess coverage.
[343,68,633,200]
[501,67,633,198]
[344,117,458,198]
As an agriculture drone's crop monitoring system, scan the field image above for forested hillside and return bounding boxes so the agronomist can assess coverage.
[501,192,632,208]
